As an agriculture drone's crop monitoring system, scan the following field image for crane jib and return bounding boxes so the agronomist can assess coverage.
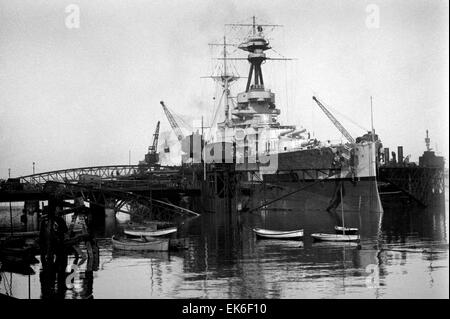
[160,101,185,142]
[312,96,355,144]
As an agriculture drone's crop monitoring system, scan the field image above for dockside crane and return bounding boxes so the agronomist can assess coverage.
[141,120,161,165]
[160,101,185,142]
[149,121,160,154]
[312,96,355,144]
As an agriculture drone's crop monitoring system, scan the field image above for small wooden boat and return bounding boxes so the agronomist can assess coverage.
[0,252,39,265]
[256,239,304,248]
[312,241,360,248]
[111,235,169,251]
[0,261,36,275]
[0,239,39,264]
[260,208,293,212]
[0,231,40,238]
[385,247,428,253]
[253,228,303,239]
[312,186,360,243]
[124,226,177,237]
[311,233,360,242]
[127,220,175,229]
[334,226,359,235]
[111,251,171,263]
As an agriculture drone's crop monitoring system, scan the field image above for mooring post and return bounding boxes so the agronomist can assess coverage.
[90,196,106,229]
[39,194,70,297]
[86,240,94,271]
[39,196,56,268]
[9,200,13,236]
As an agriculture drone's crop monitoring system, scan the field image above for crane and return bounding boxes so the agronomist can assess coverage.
[160,101,184,142]
[149,121,160,154]
[142,120,160,165]
[312,96,355,144]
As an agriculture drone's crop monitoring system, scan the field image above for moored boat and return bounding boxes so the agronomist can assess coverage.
[124,226,177,237]
[111,235,169,251]
[0,238,39,264]
[311,233,360,242]
[334,226,359,235]
[385,247,428,253]
[127,220,176,229]
[0,231,40,238]
[311,181,361,242]
[312,241,360,248]
[253,227,303,240]
[0,261,36,275]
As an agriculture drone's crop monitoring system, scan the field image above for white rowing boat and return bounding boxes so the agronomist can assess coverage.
[256,239,305,248]
[112,235,169,251]
[253,228,303,239]
[311,186,360,243]
[312,241,360,248]
[334,226,359,235]
[311,233,360,242]
[385,247,427,253]
[124,226,177,237]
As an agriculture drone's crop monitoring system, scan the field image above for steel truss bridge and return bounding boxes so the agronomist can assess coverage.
[0,165,200,219]
[18,165,180,185]
[45,181,199,218]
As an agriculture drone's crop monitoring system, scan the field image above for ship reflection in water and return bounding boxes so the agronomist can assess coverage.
[0,191,448,299]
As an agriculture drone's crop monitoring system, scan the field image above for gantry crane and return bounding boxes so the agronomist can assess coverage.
[160,101,184,142]
[312,96,355,144]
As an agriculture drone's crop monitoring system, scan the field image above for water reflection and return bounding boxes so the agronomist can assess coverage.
[0,189,448,298]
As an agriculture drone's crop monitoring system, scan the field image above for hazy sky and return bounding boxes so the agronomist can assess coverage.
[0,0,448,178]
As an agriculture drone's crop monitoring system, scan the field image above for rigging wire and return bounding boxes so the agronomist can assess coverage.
[208,82,221,128]
[319,98,370,133]
[282,26,289,122]
[269,47,288,59]
[172,112,193,132]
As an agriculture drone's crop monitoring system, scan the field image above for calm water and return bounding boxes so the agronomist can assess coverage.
[1,186,448,299]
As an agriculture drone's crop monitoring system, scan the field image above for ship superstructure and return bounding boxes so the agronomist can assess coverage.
[206,17,383,213]
[216,18,312,156]
[210,18,379,179]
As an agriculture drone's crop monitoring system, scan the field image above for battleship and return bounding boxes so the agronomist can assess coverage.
[200,17,384,213]
[1,4,448,301]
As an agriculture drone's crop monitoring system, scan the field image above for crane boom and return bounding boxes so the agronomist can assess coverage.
[160,101,184,141]
[312,96,355,144]
[149,121,160,153]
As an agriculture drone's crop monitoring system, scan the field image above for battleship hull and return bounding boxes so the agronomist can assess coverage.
[235,142,384,213]
[258,178,383,213]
